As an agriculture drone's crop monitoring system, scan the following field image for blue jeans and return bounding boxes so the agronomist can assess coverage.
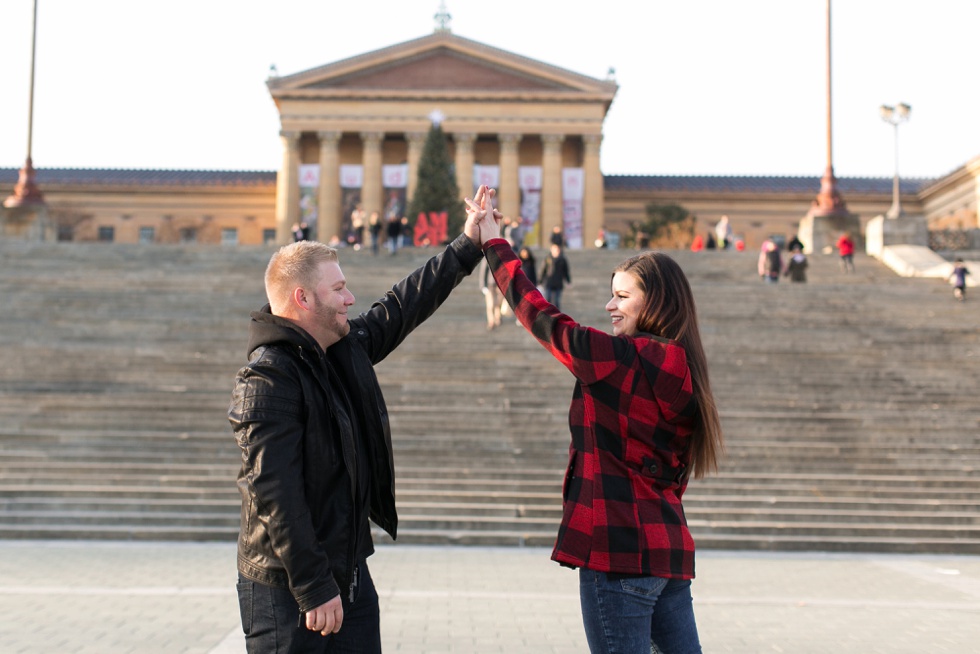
[237,561,381,653]
[580,569,702,654]
[545,287,563,311]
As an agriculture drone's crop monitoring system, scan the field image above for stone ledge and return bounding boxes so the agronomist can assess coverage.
[875,243,977,286]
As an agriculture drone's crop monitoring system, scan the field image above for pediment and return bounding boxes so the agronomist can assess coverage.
[268,31,617,101]
[308,49,571,92]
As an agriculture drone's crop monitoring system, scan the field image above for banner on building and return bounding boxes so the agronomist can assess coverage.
[340,165,364,189]
[382,164,408,189]
[339,165,364,244]
[519,166,542,245]
[382,164,408,231]
[562,167,584,249]
[298,164,320,239]
[473,165,500,192]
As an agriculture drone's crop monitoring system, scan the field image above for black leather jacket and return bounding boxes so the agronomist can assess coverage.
[229,234,482,611]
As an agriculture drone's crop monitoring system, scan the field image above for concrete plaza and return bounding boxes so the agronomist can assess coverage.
[1,541,978,653]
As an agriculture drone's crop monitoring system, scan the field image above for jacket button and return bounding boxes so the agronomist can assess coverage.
[648,463,658,474]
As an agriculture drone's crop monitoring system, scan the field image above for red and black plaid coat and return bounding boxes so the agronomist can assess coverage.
[484,240,698,579]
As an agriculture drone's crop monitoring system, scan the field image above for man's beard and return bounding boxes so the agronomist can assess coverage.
[313,294,350,342]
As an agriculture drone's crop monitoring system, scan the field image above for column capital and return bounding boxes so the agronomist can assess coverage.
[406,131,428,145]
[542,133,565,152]
[317,131,342,144]
[359,131,385,145]
[452,132,478,144]
[582,133,603,147]
[498,133,523,154]
[279,130,301,143]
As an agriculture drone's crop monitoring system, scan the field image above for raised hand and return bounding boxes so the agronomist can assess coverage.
[463,185,487,245]
[464,185,502,246]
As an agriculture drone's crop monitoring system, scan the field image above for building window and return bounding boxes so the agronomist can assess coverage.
[57,225,74,242]
[179,227,197,243]
[139,227,155,243]
[97,226,115,242]
[221,228,238,245]
[262,229,276,244]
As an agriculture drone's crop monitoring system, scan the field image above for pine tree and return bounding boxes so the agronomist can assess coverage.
[407,124,465,241]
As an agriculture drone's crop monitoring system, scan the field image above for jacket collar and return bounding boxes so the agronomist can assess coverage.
[246,303,323,359]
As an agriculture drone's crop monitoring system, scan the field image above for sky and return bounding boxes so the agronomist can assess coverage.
[1,0,977,180]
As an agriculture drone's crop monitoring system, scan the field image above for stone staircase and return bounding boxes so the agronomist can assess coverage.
[1,240,978,553]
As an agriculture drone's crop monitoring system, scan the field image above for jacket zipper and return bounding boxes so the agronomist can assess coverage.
[301,346,361,604]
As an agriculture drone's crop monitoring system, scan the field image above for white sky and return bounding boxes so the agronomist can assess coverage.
[1,0,977,179]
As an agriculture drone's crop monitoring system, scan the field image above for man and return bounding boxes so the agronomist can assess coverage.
[540,243,572,311]
[230,205,487,652]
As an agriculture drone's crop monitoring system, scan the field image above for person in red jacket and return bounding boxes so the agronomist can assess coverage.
[466,185,724,654]
[836,231,856,273]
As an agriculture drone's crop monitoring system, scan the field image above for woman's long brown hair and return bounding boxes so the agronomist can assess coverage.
[614,252,724,479]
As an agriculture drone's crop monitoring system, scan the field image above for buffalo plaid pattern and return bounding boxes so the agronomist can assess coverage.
[484,240,698,579]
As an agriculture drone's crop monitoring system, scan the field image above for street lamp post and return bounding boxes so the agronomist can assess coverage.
[879,102,911,219]
[4,0,45,210]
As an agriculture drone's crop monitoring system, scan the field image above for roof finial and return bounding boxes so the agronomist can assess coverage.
[434,1,451,33]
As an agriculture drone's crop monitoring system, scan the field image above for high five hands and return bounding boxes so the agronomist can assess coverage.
[464,185,503,247]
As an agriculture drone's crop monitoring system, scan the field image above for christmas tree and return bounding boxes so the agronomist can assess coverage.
[407,123,465,242]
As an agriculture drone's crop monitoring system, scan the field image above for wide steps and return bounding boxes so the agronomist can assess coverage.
[1,241,979,551]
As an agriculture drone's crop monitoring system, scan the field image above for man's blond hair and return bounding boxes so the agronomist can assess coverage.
[265,241,339,314]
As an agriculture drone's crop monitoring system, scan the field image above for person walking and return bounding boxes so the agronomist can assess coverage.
[550,225,565,247]
[836,231,856,273]
[478,256,505,330]
[385,214,401,255]
[540,243,572,310]
[760,240,782,284]
[715,215,733,249]
[784,245,808,283]
[368,211,382,256]
[467,185,724,654]
[518,246,538,288]
[229,209,485,653]
[947,257,971,300]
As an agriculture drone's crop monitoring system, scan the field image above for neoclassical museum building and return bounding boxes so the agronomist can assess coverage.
[2,27,978,250]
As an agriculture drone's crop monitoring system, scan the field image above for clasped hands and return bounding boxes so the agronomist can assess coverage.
[464,185,503,247]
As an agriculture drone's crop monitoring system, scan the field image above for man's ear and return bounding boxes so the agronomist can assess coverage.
[291,286,312,313]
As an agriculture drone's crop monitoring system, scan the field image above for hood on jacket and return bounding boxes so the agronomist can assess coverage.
[634,331,696,422]
[246,303,322,358]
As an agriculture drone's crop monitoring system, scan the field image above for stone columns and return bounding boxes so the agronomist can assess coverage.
[582,134,604,249]
[540,134,565,248]
[315,131,342,243]
[498,133,522,220]
[406,131,428,202]
[453,133,477,199]
[360,132,384,215]
[275,130,301,244]
[973,164,980,228]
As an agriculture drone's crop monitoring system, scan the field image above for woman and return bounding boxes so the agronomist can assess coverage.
[518,246,538,288]
[759,240,782,284]
[467,186,723,654]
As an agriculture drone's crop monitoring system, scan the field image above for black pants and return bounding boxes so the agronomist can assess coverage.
[237,562,381,653]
